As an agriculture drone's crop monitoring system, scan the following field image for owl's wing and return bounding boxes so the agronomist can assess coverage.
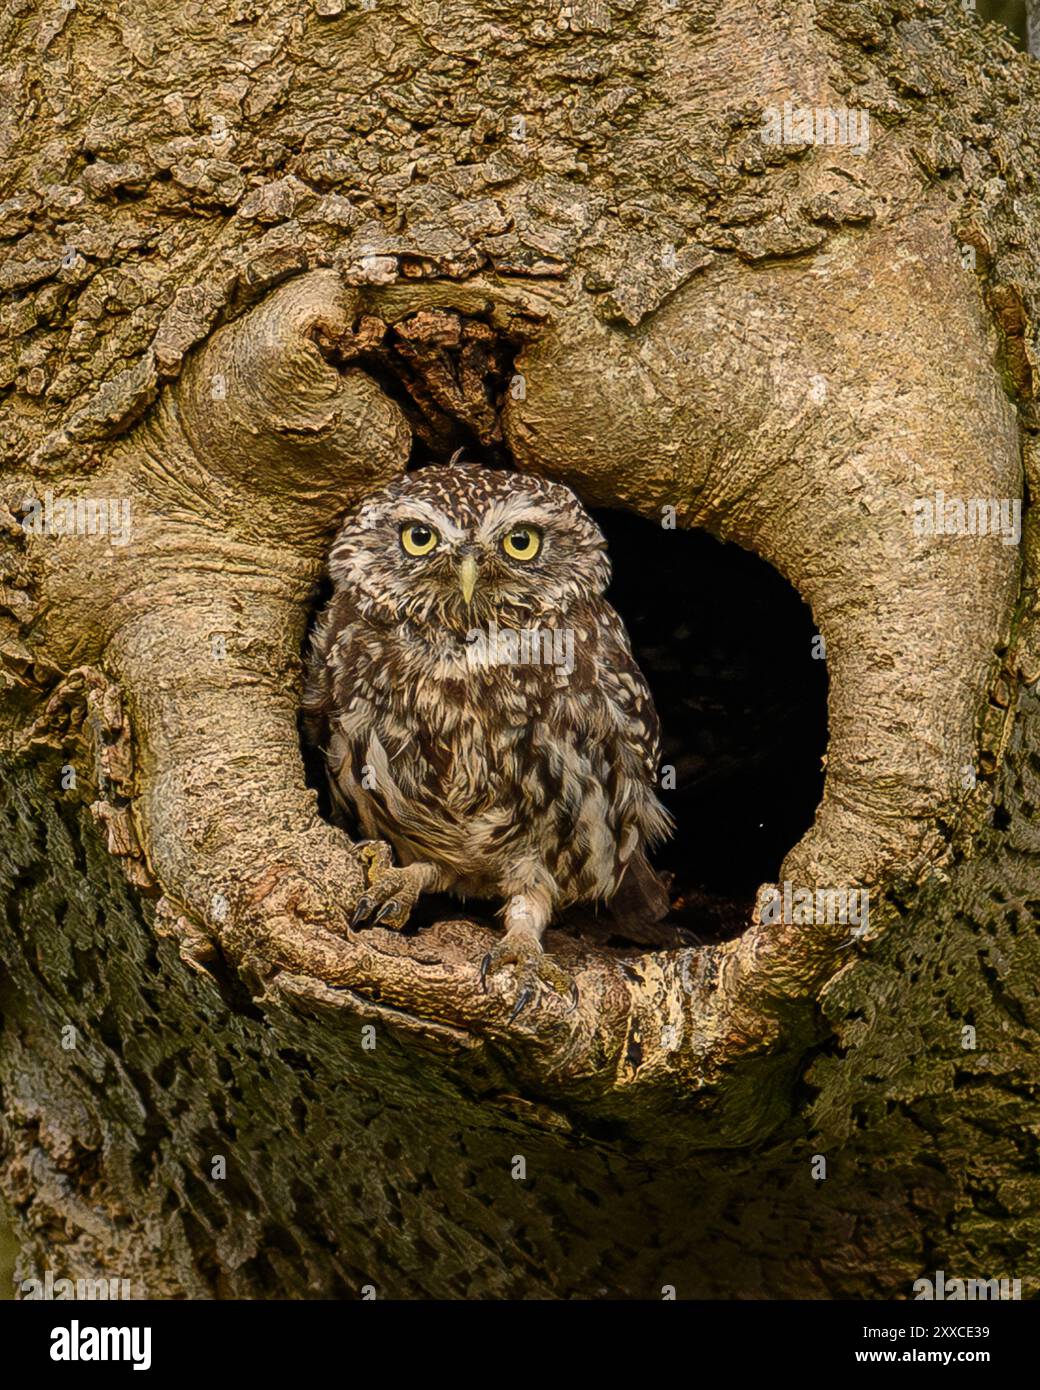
[304,593,399,841]
[574,601,673,911]
[591,604,665,789]
[586,611,674,921]
[301,600,341,752]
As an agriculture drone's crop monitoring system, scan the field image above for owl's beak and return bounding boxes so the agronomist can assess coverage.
[458,554,479,605]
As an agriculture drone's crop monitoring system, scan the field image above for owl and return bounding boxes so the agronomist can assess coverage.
[303,460,672,1017]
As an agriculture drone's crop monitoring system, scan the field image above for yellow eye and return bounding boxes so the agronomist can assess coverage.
[400,522,439,556]
[501,526,542,562]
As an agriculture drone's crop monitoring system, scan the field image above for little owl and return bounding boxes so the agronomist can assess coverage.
[303,460,672,1017]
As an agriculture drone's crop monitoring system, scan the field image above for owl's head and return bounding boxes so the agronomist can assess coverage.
[328,462,610,632]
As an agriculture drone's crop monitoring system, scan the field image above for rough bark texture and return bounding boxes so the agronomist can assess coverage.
[1,0,1038,1297]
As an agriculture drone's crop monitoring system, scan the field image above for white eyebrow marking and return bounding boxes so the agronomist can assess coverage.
[475,497,556,541]
[389,500,466,541]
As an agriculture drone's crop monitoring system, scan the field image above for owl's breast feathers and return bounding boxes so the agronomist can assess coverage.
[303,590,672,908]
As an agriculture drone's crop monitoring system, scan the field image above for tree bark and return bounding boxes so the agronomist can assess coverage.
[1,0,1038,1298]
[1027,0,1040,56]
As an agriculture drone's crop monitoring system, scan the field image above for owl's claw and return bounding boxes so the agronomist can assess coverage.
[348,845,427,931]
[353,895,401,928]
[510,987,535,1023]
[351,896,375,927]
[350,888,411,931]
[479,931,577,1021]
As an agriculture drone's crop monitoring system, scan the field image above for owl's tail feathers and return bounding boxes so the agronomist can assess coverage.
[611,849,672,927]
[564,850,677,948]
[645,794,675,848]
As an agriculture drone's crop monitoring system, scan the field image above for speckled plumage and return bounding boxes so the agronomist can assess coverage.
[304,462,671,1005]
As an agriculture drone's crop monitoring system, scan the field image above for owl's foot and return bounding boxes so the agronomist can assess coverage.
[479,930,578,1022]
[350,844,439,931]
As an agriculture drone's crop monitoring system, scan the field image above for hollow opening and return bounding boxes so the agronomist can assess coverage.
[304,310,829,949]
[587,509,828,945]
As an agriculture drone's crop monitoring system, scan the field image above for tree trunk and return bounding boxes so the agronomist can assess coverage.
[1,0,1038,1298]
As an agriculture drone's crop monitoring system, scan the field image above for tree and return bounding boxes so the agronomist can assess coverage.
[1,0,1038,1299]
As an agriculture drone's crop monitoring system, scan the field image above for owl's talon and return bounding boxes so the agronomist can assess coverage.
[351,896,375,927]
[509,987,534,1023]
[480,931,575,1021]
[348,851,435,931]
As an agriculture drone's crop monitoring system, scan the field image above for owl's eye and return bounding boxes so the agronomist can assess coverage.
[501,526,543,562]
[400,522,439,557]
